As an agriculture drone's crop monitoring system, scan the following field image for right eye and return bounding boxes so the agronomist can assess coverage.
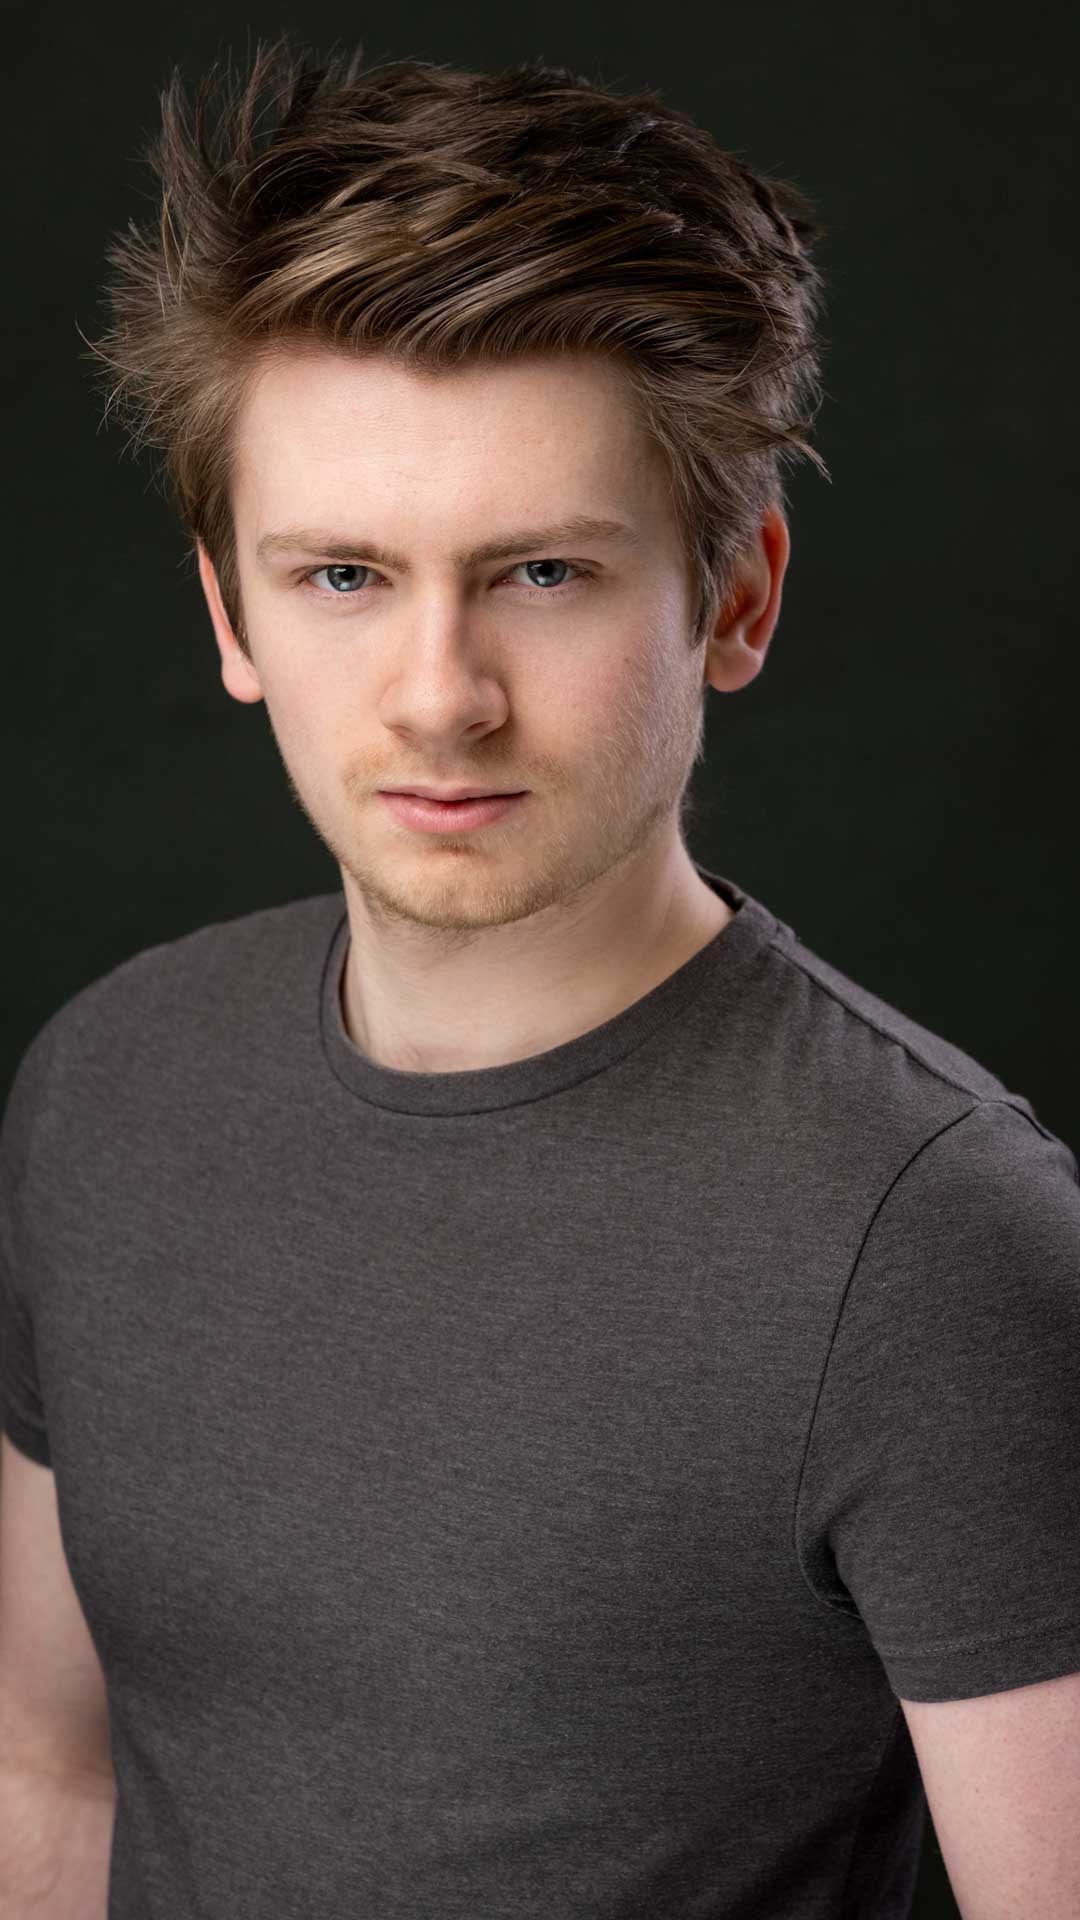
[303,564,380,596]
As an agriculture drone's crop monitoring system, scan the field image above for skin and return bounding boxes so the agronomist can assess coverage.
[197,347,790,1072]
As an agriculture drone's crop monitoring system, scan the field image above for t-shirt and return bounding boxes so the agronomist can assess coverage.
[2,862,1079,1920]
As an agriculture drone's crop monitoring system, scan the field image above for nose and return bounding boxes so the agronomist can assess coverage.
[376,602,512,750]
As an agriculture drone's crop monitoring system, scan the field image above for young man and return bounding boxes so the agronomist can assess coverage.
[2,35,1078,1920]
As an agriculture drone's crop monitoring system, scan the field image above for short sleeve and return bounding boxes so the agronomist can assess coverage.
[0,1020,57,1468]
[796,1098,1080,1702]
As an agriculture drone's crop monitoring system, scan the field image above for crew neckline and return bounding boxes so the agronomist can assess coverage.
[318,862,782,1115]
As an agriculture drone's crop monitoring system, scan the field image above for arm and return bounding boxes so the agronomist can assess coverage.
[0,1760,115,1917]
[900,1671,1080,1920]
[0,1433,116,1916]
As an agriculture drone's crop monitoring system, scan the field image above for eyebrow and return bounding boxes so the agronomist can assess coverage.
[255,515,637,573]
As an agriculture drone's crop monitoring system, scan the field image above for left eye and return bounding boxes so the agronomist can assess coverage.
[508,559,580,591]
[306,558,585,595]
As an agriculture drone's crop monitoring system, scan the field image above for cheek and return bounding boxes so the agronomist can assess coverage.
[593,632,683,736]
[254,656,346,774]
[563,625,649,716]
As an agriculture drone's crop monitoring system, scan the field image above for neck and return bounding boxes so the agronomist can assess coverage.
[338,831,732,1074]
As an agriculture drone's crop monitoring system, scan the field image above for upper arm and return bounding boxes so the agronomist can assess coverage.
[900,1673,1080,1919]
[0,1431,113,1781]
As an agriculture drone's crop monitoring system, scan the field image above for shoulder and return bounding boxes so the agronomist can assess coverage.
[745,908,1067,1175]
[1,890,346,1140]
[764,914,1023,1105]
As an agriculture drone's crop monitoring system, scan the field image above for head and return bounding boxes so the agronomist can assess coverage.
[85,36,829,931]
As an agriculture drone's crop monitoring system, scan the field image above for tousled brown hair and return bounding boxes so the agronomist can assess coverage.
[84,33,831,660]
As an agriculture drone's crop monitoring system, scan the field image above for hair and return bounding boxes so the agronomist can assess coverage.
[83,33,831,664]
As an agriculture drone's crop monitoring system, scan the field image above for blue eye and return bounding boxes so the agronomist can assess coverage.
[511,559,578,591]
[311,564,374,594]
[302,558,590,599]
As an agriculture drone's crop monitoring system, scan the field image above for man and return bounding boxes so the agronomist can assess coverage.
[2,35,1078,1920]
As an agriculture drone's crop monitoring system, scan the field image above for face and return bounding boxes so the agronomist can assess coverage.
[199,346,779,938]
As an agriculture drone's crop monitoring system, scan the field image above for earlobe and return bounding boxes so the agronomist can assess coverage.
[196,541,264,706]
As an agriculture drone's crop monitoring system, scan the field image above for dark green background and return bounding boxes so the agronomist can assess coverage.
[6,8,1078,1913]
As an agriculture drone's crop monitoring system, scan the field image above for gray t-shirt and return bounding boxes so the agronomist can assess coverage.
[2,863,1079,1919]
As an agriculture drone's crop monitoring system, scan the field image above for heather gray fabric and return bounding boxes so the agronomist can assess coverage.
[2,862,1079,1920]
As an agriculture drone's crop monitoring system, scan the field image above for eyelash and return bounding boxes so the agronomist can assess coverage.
[298,560,593,605]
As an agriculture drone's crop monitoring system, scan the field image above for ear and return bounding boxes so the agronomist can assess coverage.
[703,504,790,695]
[196,541,264,706]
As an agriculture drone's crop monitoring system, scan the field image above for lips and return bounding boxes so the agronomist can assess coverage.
[379,790,528,833]
[383,789,522,802]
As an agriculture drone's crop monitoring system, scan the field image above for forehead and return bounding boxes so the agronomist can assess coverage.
[231,346,665,521]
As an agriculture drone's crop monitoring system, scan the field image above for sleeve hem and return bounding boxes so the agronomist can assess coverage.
[2,1407,51,1468]
[883,1617,1080,1702]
